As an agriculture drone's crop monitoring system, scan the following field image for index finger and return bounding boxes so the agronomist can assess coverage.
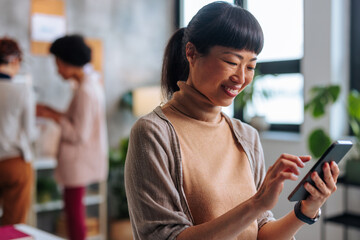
[299,155,311,163]
[279,153,306,167]
[272,154,305,176]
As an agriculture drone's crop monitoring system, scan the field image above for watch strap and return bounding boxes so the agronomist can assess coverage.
[294,201,321,225]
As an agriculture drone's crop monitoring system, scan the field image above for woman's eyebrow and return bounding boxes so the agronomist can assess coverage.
[222,51,257,61]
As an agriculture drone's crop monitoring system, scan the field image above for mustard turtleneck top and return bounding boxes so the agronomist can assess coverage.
[162,81,258,240]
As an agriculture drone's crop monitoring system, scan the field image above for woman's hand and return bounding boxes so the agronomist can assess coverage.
[253,154,311,211]
[300,161,339,218]
[36,104,62,123]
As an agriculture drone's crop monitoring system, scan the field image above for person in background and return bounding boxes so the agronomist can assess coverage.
[36,35,108,240]
[125,2,339,240]
[0,37,36,225]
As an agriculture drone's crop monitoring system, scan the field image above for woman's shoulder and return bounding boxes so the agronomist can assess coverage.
[228,116,259,138]
[225,115,262,153]
[0,81,31,100]
[131,106,171,136]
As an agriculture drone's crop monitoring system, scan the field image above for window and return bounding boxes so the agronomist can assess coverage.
[176,0,304,132]
[350,0,360,92]
[244,0,304,132]
[179,0,235,27]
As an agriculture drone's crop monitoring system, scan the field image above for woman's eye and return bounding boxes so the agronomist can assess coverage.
[247,66,255,71]
[224,60,237,66]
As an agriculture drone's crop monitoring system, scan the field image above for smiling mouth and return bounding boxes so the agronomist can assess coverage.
[224,86,240,96]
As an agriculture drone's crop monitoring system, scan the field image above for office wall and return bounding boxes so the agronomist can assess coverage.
[0,0,174,146]
[1,0,359,239]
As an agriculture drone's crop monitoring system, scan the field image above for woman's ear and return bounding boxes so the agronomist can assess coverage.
[185,42,198,66]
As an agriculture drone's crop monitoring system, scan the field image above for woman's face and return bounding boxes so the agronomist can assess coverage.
[55,57,74,80]
[186,44,257,107]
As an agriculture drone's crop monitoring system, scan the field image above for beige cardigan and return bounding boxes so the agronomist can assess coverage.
[125,106,275,240]
[55,70,108,187]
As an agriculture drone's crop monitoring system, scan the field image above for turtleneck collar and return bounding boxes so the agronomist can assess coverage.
[0,72,11,80]
[168,81,223,123]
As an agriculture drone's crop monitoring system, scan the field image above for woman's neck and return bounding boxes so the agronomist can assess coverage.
[72,68,85,84]
[0,64,16,78]
[168,81,222,123]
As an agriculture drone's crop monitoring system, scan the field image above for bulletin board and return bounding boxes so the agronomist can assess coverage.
[30,0,104,78]
[85,38,104,74]
[30,0,66,55]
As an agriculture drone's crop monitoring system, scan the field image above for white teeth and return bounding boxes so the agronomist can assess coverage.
[225,86,239,95]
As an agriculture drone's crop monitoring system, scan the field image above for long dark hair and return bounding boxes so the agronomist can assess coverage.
[161,1,264,100]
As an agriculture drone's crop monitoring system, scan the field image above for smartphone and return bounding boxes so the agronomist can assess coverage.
[288,140,353,202]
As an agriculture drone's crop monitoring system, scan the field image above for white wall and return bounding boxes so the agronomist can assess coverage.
[0,0,174,147]
[261,0,360,239]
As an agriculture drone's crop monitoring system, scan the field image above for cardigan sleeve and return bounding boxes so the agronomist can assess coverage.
[59,87,95,144]
[125,115,192,240]
[252,131,277,229]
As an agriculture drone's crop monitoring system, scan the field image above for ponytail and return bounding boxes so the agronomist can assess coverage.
[161,2,263,101]
[161,28,189,100]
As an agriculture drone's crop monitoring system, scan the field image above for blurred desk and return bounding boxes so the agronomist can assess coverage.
[14,224,64,240]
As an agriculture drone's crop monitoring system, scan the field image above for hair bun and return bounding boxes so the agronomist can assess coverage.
[49,35,91,67]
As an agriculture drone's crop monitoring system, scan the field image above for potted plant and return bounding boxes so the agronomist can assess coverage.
[305,85,360,183]
[108,137,133,240]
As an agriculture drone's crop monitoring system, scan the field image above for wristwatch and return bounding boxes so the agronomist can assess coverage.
[294,201,321,225]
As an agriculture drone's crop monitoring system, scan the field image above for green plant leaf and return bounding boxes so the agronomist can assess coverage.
[304,84,341,118]
[308,129,332,158]
[349,118,360,138]
[348,90,360,121]
[312,101,325,118]
[328,85,341,101]
[108,136,130,219]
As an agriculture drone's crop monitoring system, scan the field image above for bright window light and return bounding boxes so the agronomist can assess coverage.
[181,0,234,27]
[247,0,304,62]
[244,73,304,124]
[245,0,304,126]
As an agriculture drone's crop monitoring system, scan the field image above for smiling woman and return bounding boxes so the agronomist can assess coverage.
[125,2,339,240]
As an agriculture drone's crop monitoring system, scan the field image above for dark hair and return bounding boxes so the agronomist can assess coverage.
[50,34,91,67]
[161,1,264,100]
[0,37,22,65]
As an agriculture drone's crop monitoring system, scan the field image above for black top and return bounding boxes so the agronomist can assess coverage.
[0,72,11,80]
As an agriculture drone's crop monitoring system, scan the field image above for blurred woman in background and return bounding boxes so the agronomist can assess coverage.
[0,37,36,225]
[36,35,108,240]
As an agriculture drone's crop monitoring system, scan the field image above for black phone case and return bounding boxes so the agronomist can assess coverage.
[288,140,353,202]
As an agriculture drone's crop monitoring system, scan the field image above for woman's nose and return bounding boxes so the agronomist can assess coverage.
[231,68,246,84]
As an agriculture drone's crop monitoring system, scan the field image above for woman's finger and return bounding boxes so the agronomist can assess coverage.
[311,171,331,197]
[304,181,321,199]
[330,161,340,183]
[271,154,305,175]
[299,155,311,163]
[284,154,306,167]
[322,162,336,191]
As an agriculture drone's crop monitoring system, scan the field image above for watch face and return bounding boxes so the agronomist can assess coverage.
[314,208,322,221]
